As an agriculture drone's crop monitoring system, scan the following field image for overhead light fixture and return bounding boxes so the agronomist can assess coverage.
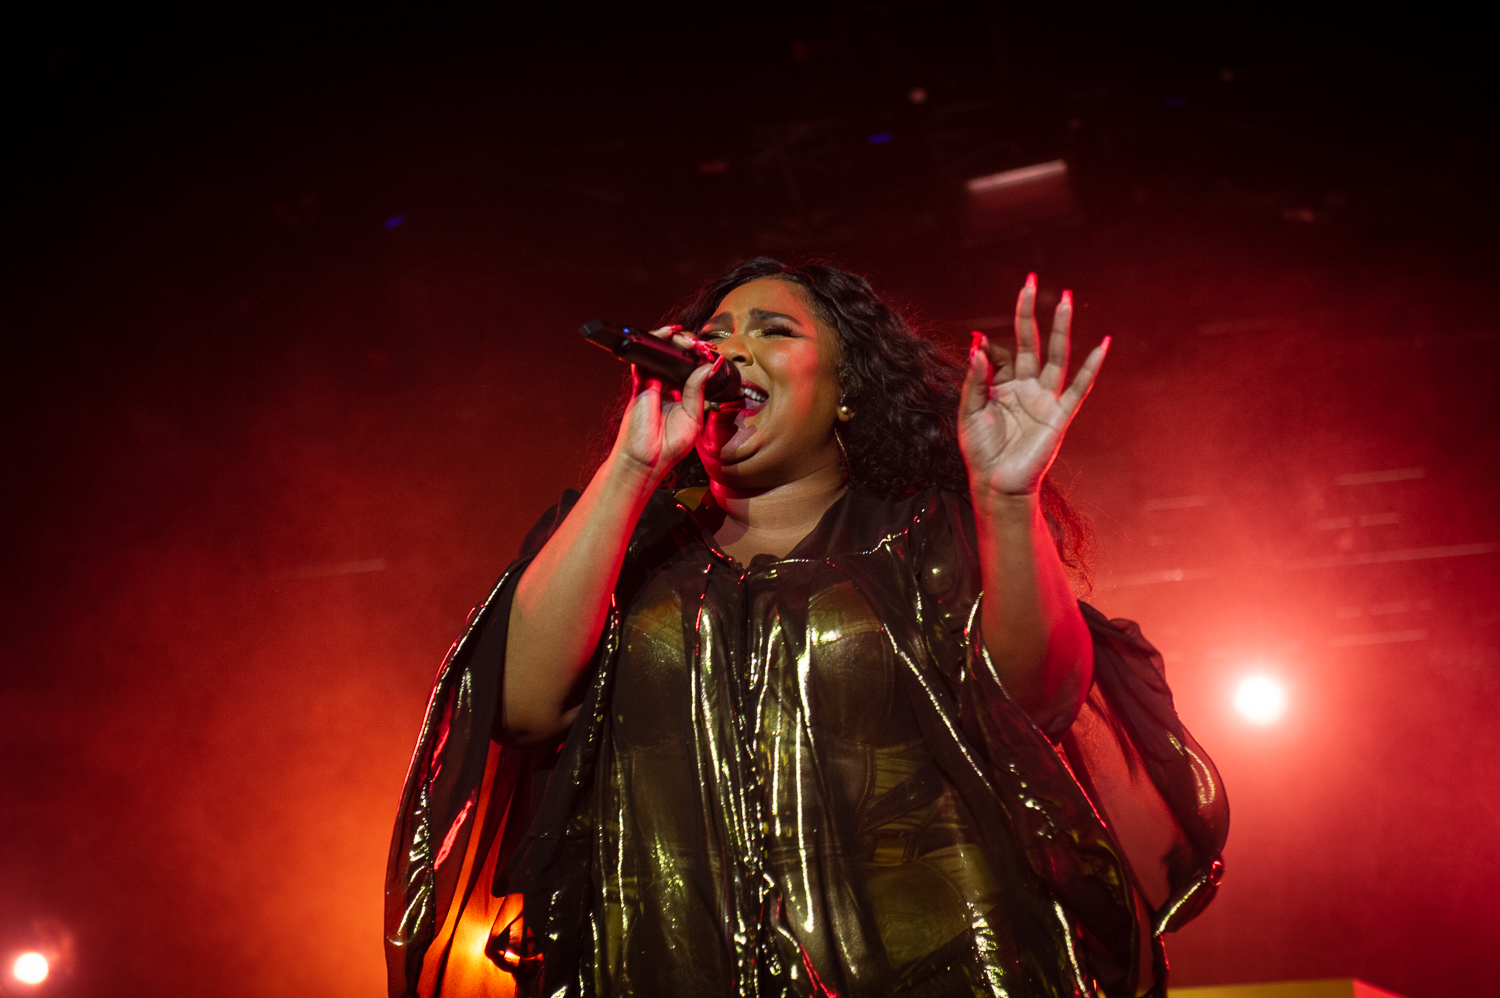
[963,159,1077,242]
[965,159,1068,194]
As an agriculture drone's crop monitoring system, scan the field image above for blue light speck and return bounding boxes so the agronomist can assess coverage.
[384,215,406,229]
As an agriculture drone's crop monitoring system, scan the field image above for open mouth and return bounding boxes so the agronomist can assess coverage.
[740,381,768,410]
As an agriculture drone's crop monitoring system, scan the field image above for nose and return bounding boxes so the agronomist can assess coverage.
[716,328,753,366]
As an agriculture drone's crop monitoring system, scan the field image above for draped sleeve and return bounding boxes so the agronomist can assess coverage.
[1067,608,1230,934]
[901,489,1230,995]
[383,490,581,998]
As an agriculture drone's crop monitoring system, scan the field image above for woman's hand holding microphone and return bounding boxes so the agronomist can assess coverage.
[610,326,717,487]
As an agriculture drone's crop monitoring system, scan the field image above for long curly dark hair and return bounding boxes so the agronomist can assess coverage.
[591,257,1094,589]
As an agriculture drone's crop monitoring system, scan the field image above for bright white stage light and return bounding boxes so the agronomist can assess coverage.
[13,952,48,985]
[1234,675,1287,725]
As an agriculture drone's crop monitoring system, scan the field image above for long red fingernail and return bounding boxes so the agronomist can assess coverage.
[1061,289,1072,305]
[1025,272,1037,288]
[1101,335,1112,351]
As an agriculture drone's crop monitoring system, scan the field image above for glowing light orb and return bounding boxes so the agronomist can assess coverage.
[13,952,48,984]
[1234,675,1287,725]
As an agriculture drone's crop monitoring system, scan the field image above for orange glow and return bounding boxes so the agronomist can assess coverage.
[13,952,48,985]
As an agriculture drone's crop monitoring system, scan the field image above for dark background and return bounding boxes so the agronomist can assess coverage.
[3,5,1496,997]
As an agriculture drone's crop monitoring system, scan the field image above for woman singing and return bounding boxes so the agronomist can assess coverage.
[385,259,1228,998]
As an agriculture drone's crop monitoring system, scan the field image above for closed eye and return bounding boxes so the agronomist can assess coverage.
[698,325,798,341]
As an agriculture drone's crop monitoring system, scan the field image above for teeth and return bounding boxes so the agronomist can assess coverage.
[741,387,768,403]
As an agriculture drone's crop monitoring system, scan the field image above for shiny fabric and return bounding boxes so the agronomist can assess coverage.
[385,487,1229,998]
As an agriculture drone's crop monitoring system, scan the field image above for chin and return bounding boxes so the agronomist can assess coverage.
[701,451,774,489]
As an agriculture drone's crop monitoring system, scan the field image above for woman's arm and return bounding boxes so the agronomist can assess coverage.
[501,336,713,746]
[502,451,657,745]
[958,274,1108,731]
[969,490,1093,732]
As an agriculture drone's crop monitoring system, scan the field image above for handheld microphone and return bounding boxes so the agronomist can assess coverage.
[580,320,743,407]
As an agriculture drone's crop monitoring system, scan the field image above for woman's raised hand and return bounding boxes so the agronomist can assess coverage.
[612,326,715,484]
[958,274,1109,499]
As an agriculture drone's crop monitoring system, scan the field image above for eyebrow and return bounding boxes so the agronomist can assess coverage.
[703,307,805,328]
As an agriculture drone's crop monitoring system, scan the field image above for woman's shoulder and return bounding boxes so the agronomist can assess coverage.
[882,485,975,535]
[804,484,972,557]
[845,482,968,513]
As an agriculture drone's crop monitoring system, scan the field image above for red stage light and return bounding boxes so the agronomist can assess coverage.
[1234,674,1287,725]
[12,952,48,985]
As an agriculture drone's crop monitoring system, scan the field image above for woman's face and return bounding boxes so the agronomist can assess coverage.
[695,277,847,489]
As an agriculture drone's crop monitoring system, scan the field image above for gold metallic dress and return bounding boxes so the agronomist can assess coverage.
[385,487,1228,998]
